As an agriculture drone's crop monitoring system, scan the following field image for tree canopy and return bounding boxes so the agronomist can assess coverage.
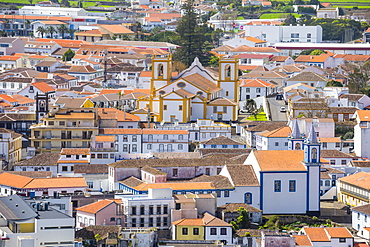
[62,49,75,62]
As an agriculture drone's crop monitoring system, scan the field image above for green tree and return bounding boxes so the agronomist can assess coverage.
[62,48,75,61]
[61,0,70,7]
[46,26,56,38]
[245,99,262,120]
[236,207,250,229]
[310,49,326,55]
[57,24,68,39]
[283,14,297,26]
[37,26,46,38]
[68,28,75,39]
[326,80,343,87]
[208,55,219,67]
[173,0,207,66]
[347,68,370,94]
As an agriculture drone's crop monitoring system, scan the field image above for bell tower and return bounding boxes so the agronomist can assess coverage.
[303,123,321,216]
[218,56,239,102]
[288,119,304,150]
[151,55,172,93]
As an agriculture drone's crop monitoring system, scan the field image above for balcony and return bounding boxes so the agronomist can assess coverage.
[340,187,369,201]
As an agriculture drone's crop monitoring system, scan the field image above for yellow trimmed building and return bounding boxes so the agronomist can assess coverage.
[133,55,239,123]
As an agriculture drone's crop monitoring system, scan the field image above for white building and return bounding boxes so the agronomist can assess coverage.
[239,78,277,100]
[155,119,232,142]
[255,126,291,151]
[239,25,322,45]
[20,6,88,17]
[354,110,370,159]
[0,128,22,169]
[245,124,321,215]
[117,188,175,230]
[298,227,354,247]
[0,194,75,247]
[352,204,370,236]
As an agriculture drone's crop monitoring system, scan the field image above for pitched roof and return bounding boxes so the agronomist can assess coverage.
[252,150,307,172]
[287,71,328,82]
[325,227,353,238]
[182,73,220,93]
[240,78,276,88]
[353,204,370,215]
[141,165,166,175]
[76,200,115,214]
[226,164,259,186]
[356,110,370,122]
[339,172,370,189]
[31,81,55,93]
[61,148,90,155]
[338,94,365,101]
[190,175,234,189]
[218,203,261,212]
[304,227,330,242]
[16,153,60,167]
[74,164,108,174]
[0,172,33,188]
[258,126,291,138]
[68,65,96,73]
[200,136,244,145]
[294,235,313,246]
[23,177,87,189]
[207,97,238,106]
[321,149,354,158]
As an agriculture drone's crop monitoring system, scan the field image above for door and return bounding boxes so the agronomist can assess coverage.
[159,144,164,152]
[167,144,172,152]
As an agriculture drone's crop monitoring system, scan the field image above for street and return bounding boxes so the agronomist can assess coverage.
[267,97,288,122]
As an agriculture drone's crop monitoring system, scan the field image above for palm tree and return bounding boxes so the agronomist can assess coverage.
[68,28,75,39]
[46,26,56,38]
[37,26,46,38]
[57,24,68,39]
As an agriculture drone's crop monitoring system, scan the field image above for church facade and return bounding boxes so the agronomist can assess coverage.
[134,55,239,123]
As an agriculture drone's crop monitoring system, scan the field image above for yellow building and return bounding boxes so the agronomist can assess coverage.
[0,128,22,170]
[338,171,370,207]
[30,108,99,153]
[172,218,205,241]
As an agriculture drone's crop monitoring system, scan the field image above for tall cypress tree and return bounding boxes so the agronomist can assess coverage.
[173,0,205,67]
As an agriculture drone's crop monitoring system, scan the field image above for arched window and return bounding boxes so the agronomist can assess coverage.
[245,193,252,204]
[178,135,183,140]
[312,148,317,162]
[325,180,330,186]
[295,143,301,150]
[158,63,164,77]
[163,134,168,140]
[225,65,231,78]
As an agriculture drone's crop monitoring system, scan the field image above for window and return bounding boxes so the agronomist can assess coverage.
[206,168,210,175]
[330,160,335,165]
[172,168,178,177]
[59,121,65,126]
[274,180,281,192]
[179,105,183,111]
[217,168,222,174]
[164,134,168,140]
[325,180,330,186]
[157,206,161,214]
[233,145,238,148]
[178,144,183,150]
[149,217,153,227]
[216,191,221,197]
[221,228,227,235]
[163,205,168,214]
[358,213,360,220]
[178,135,183,140]
[182,228,188,235]
[224,190,229,197]
[140,218,144,227]
[123,135,128,142]
[323,143,327,148]
[149,205,153,215]
[246,88,250,93]
[341,160,347,165]
[223,106,227,113]
[339,238,346,243]
[123,145,128,152]
[110,217,115,222]
[147,144,152,150]
[49,121,54,126]
[211,145,216,148]
[132,218,136,227]
[132,135,137,142]
[156,217,161,227]
[163,217,168,226]
[366,215,368,222]
[140,206,145,215]
[210,228,217,235]
[213,106,217,113]
[307,33,311,38]
[62,166,68,172]
[87,182,93,189]
[275,142,279,146]
[245,193,252,204]
[336,142,341,148]
[289,180,296,192]
[291,33,299,38]
[132,144,137,152]
[164,105,167,110]
[193,228,199,235]
[222,145,227,148]
[132,206,137,215]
